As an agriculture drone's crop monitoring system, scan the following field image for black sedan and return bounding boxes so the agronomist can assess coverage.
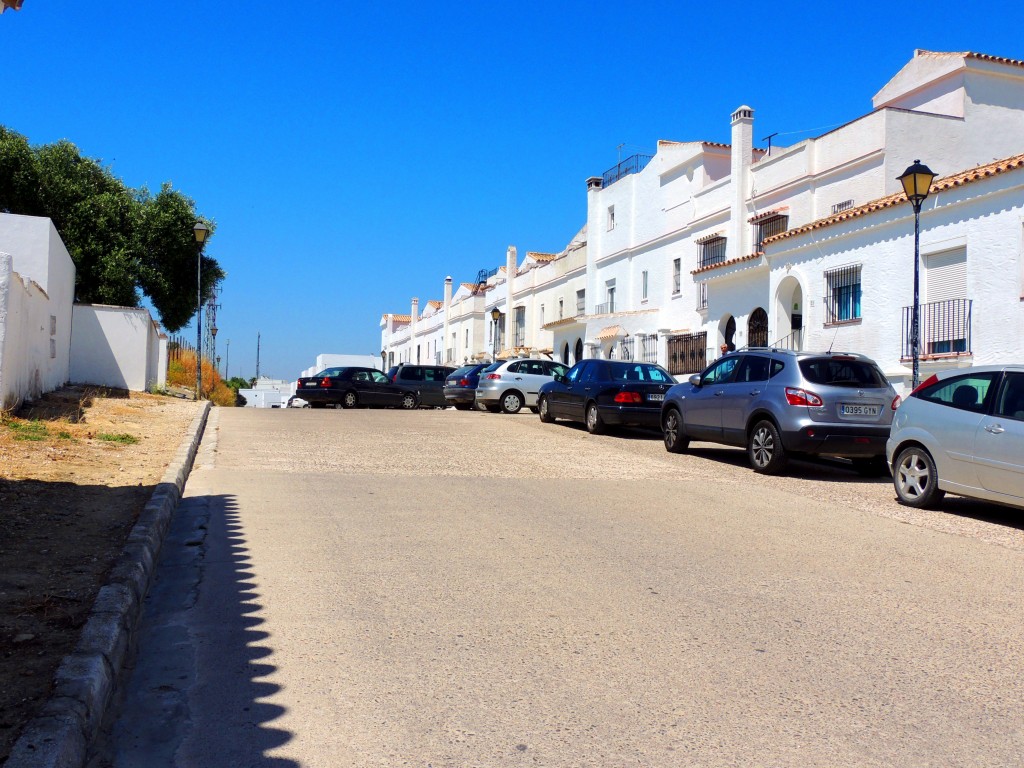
[294,367,419,409]
[537,359,676,434]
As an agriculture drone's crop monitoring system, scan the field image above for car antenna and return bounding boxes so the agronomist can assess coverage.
[827,328,839,354]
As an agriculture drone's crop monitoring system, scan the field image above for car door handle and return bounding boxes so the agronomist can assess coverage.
[714,390,724,397]
[749,389,761,396]
[985,424,1005,434]
[515,377,523,380]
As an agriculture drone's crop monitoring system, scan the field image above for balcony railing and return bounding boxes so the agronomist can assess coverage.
[901,299,972,359]
[602,154,653,187]
[771,329,803,351]
[594,301,615,315]
[576,299,586,315]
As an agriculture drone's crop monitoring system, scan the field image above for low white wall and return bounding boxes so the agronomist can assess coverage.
[69,304,167,392]
[0,253,71,410]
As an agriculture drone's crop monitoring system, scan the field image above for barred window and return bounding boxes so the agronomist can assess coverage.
[672,259,681,294]
[825,265,862,323]
[697,282,708,310]
[699,236,727,269]
[755,215,788,252]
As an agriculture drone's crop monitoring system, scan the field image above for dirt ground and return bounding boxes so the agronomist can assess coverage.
[0,387,201,763]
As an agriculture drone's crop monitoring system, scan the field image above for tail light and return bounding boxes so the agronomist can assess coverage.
[459,378,470,386]
[614,391,642,404]
[785,387,823,407]
[320,377,332,387]
[891,395,902,410]
[485,373,502,380]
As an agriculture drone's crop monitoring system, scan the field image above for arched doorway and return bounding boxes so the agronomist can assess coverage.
[562,342,570,364]
[748,308,768,348]
[574,338,584,363]
[723,316,736,351]
[775,275,804,349]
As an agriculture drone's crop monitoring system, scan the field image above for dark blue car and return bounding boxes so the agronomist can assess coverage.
[443,363,493,410]
[537,359,676,434]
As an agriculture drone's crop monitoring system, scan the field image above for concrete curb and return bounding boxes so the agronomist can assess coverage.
[5,401,212,768]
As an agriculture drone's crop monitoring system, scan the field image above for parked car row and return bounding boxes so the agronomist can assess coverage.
[293,354,1023,512]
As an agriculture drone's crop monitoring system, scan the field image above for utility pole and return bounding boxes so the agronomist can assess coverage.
[225,339,230,380]
[255,332,261,380]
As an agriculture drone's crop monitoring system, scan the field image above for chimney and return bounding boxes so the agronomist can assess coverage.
[410,297,418,339]
[505,246,517,352]
[442,276,452,363]
[730,105,754,260]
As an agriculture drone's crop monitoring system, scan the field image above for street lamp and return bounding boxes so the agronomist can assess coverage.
[490,306,501,361]
[193,222,210,400]
[897,160,936,389]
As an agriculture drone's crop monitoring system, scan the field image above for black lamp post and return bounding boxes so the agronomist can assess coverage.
[490,306,501,360]
[193,222,210,399]
[896,160,936,389]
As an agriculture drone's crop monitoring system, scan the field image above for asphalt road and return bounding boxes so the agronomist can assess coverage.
[96,406,1024,767]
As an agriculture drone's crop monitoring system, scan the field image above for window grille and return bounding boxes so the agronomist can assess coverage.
[831,199,854,215]
[755,215,788,252]
[824,264,862,323]
[672,259,681,294]
[576,289,586,315]
[697,282,708,310]
[699,236,727,269]
[640,334,658,363]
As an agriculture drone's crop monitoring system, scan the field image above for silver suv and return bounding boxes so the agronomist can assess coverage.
[475,358,569,414]
[661,349,898,474]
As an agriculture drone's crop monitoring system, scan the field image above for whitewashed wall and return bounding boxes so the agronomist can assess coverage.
[0,214,76,410]
[69,304,167,392]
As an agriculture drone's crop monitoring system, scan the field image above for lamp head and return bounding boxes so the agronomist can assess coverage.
[193,222,210,244]
[897,160,936,207]
[491,307,501,321]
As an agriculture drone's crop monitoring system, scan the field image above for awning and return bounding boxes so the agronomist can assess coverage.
[595,324,626,341]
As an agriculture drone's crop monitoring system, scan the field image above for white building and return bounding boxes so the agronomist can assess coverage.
[378,50,1024,390]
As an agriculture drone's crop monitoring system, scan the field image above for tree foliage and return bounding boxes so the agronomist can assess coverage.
[0,126,223,332]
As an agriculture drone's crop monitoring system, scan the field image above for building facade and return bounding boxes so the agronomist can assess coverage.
[380,51,1024,393]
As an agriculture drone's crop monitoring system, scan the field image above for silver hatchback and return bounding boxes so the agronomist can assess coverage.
[661,349,898,474]
[475,358,569,414]
[887,365,1024,509]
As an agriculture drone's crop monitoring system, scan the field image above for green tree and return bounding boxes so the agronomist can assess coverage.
[0,127,223,332]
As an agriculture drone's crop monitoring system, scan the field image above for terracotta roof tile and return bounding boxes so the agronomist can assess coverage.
[748,207,788,224]
[527,252,558,262]
[426,300,443,310]
[691,252,763,276]
[389,314,411,323]
[763,152,1024,246]
[595,324,625,340]
[695,231,726,245]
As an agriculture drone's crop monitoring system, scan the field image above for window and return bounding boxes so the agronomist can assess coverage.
[607,205,615,231]
[995,373,1024,421]
[539,304,545,325]
[736,355,771,383]
[755,214,788,252]
[641,270,648,301]
[825,264,862,323]
[606,280,616,313]
[917,372,998,414]
[699,235,727,268]
[701,356,739,385]
[558,298,564,319]
[697,282,707,310]
[672,259,681,294]
[576,289,586,314]
[514,306,526,347]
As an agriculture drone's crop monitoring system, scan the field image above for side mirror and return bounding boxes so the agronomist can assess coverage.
[554,373,567,384]
[688,374,702,387]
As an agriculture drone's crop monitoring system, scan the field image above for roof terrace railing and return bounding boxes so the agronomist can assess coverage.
[602,154,653,187]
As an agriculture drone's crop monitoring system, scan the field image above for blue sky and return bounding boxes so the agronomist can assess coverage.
[3,1,1023,380]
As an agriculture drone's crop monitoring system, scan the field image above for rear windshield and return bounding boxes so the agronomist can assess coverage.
[607,363,675,383]
[450,365,478,377]
[798,358,888,388]
[482,362,504,374]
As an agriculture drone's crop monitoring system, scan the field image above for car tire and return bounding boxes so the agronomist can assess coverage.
[662,407,690,454]
[454,403,473,411]
[538,396,555,423]
[748,420,788,475]
[342,391,358,409]
[501,391,524,414]
[485,404,501,414]
[400,392,418,410]
[893,445,946,508]
[585,402,605,435]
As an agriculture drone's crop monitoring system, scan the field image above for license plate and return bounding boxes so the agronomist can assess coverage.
[841,403,880,416]
[648,393,664,402]
[303,382,317,387]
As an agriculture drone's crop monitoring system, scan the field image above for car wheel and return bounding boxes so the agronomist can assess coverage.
[501,391,523,414]
[585,402,605,435]
[485,404,501,413]
[400,392,418,410]
[748,420,788,474]
[538,396,555,423]
[893,446,946,508]
[454,403,473,411]
[662,407,690,454]
[342,391,358,409]
[529,406,539,414]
